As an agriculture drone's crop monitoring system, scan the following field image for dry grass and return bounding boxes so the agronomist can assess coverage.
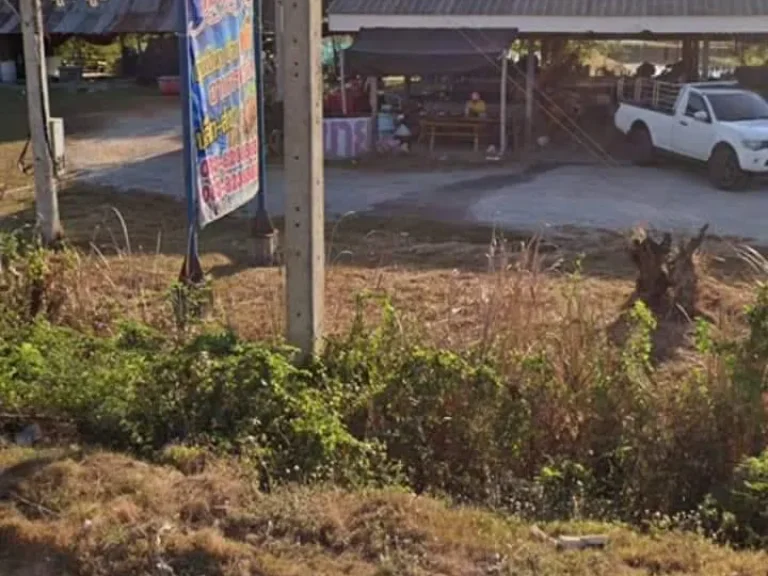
[0,447,766,576]
[2,183,768,574]
[0,184,759,355]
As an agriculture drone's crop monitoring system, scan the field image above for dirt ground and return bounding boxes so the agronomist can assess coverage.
[56,101,768,244]
[4,84,768,243]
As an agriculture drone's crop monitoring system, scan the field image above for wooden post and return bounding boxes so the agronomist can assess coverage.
[499,53,508,154]
[283,0,324,358]
[20,0,61,244]
[525,39,535,152]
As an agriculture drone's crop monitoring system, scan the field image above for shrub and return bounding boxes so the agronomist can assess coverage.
[0,318,391,486]
[3,234,768,546]
[712,450,768,548]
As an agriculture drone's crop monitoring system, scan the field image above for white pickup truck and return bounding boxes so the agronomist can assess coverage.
[614,82,768,190]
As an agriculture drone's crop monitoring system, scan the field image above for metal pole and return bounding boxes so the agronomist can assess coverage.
[20,0,61,244]
[340,48,348,116]
[284,0,325,358]
[500,53,508,154]
[525,39,535,153]
[274,0,284,101]
[178,0,202,282]
[368,75,378,143]
[251,0,278,266]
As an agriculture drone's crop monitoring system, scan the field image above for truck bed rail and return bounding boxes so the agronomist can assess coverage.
[617,78,681,115]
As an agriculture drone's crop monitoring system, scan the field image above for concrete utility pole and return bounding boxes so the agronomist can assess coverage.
[283,0,325,358]
[20,0,61,243]
[273,0,285,101]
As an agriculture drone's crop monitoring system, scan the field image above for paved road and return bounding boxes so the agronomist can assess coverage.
[67,109,768,243]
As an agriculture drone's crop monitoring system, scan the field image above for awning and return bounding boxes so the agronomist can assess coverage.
[343,28,517,77]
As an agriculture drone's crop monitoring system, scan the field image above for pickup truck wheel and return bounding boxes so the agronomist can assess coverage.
[628,125,655,166]
[709,145,750,191]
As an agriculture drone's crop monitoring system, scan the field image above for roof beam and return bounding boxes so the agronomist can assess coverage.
[329,14,768,36]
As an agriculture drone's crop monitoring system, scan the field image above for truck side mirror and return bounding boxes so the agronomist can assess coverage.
[693,110,710,123]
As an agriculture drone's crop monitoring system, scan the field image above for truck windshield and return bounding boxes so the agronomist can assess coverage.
[706,92,768,122]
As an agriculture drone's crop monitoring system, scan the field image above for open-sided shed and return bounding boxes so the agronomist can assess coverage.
[329,0,768,153]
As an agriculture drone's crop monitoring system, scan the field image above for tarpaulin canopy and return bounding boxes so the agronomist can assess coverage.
[343,28,517,77]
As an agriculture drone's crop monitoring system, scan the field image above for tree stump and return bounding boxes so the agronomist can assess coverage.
[629,224,709,319]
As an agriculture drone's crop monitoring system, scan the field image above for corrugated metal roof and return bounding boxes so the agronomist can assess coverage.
[328,0,768,18]
[0,0,276,35]
[0,0,179,34]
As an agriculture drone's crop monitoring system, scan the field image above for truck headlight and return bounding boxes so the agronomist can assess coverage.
[742,139,768,151]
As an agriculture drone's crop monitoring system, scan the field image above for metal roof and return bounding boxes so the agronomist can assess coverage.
[0,0,276,35]
[0,0,179,34]
[328,0,768,18]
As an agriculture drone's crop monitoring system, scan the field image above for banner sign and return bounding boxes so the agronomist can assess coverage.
[324,117,373,160]
[187,0,260,227]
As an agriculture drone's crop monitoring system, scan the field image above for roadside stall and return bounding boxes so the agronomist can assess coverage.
[339,28,518,157]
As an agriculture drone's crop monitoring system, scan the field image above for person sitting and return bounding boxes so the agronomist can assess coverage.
[465,92,487,118]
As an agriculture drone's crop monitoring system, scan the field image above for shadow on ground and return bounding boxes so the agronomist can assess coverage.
[0,183,652,283]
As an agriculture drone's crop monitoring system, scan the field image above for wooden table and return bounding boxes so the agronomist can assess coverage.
[419,117,496,152]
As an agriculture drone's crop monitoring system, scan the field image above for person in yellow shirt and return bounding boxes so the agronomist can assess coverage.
[465,92,487,118]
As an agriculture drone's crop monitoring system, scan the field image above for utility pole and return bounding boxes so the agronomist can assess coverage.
[283,0,324,358]
[273,0,285,101]
[20,0,61,244]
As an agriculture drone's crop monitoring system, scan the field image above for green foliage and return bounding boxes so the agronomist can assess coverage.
[2,233,768,548]
[168,278,214,334]
[727,450,768,547]
[0,230,72,324]
[535,460,596,521]
[697,449,768,548]
[321,295,525,501]
[742,283,768,388]
[54,37,122,73]
[0,317,389,486]
[623,300,657,377]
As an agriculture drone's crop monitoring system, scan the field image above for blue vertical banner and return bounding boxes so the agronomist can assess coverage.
[186,0,261,227]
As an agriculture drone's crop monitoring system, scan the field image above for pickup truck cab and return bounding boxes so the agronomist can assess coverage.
[614,81,768,190]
